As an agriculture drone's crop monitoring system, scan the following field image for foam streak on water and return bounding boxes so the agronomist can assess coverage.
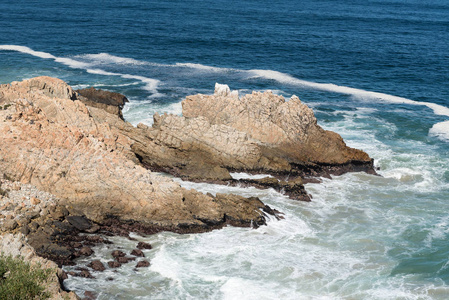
[2,46,449,299]
[0,45,160,94]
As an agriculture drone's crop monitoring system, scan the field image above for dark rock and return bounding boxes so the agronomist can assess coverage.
[76,87,128,108]
[79,246,94,256]
[25,211,40,220]
[136,241,152,249]
[87,260,106,272]
[107,261,121,268]
[28,231,74,266]
[84,291,97,300]
[86,224,100,233]
[130,249,145,257]
[116,256,136,264]
[19,225,29,235]
[136,260,150,268]
[80,269,94,278]
[71,242,83,248]
[76,87,129,119]
[66,215,92,231]
[85,235,105,243]
[50,220,75,234]
[59,270,68,280]
[48,205,68,221]
[111,250,126,258]
[67,271,77,277]
[28,221,39,232]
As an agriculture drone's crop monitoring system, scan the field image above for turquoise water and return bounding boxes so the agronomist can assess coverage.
[1,0,449,298]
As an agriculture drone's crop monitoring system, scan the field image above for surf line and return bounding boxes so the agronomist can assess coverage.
[37,49,449,118]
[2,45,448,138]
[248,69,449,141]
[0,45,160,93]
[248,69,449,118]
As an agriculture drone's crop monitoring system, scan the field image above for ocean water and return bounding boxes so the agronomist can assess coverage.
[1,0,449,299]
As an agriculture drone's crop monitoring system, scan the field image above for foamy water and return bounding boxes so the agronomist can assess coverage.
[64,106,449,299]
[1,44,449,299]
[2,45,447,139]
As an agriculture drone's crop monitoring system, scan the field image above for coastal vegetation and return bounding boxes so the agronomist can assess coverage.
[0,254,52,299]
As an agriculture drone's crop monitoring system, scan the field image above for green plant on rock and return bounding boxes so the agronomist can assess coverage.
[0,254,52,300]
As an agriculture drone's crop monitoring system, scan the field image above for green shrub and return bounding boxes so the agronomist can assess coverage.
[0,255,52,300]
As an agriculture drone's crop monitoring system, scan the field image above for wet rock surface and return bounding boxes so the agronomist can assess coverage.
[87,260,105,272]
[136,260,150,268]
[131,249,145,257]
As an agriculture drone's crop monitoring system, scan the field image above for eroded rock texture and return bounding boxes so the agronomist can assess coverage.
[0,77,273,230]
[131,83,375,184]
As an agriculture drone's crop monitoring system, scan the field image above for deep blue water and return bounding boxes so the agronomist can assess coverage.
[1,0,449,299]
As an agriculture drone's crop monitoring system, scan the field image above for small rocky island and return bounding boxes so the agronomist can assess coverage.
[0,77,374,298]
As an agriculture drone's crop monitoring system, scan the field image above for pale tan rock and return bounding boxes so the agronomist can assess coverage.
[182,84,371,165]
[12,182,21,191]
[30,197,41,205]
[129,84,374,182]
[0,77,269,228]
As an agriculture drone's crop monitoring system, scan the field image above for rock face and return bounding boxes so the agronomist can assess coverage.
[183,84,370,165]
[0,76,374,232]
[131,84,375,184]
[76,87,129,119]
[0,77,275,231]
[0,77,375,299]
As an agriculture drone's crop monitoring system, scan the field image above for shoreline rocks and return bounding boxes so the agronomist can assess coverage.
[0,76,377,298]
[0,76,278,230]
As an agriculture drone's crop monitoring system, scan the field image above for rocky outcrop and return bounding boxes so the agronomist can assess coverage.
[183,83,370,165]
[0,76,376,299]
[76,87,129,119]
[0,77,374,209]
[130,84,375,187]
[0,77,276,231]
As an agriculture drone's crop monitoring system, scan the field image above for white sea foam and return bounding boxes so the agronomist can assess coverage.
[0,45,160,94]
[429,120,449,141]
[174,62,229,72]
[77,53,148,66]
[249,69,449,118]
[230,172,274,180]
[4,45,448,131]
[123,100,182,126]
[0,45,56,59]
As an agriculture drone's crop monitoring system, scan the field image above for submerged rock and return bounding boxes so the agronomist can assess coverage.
[135,260,150,268]
[136,241,152,249]
[111,250,126,258]
[131,249,145,257]
[87,260,105,272]
[107,261,121,268]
